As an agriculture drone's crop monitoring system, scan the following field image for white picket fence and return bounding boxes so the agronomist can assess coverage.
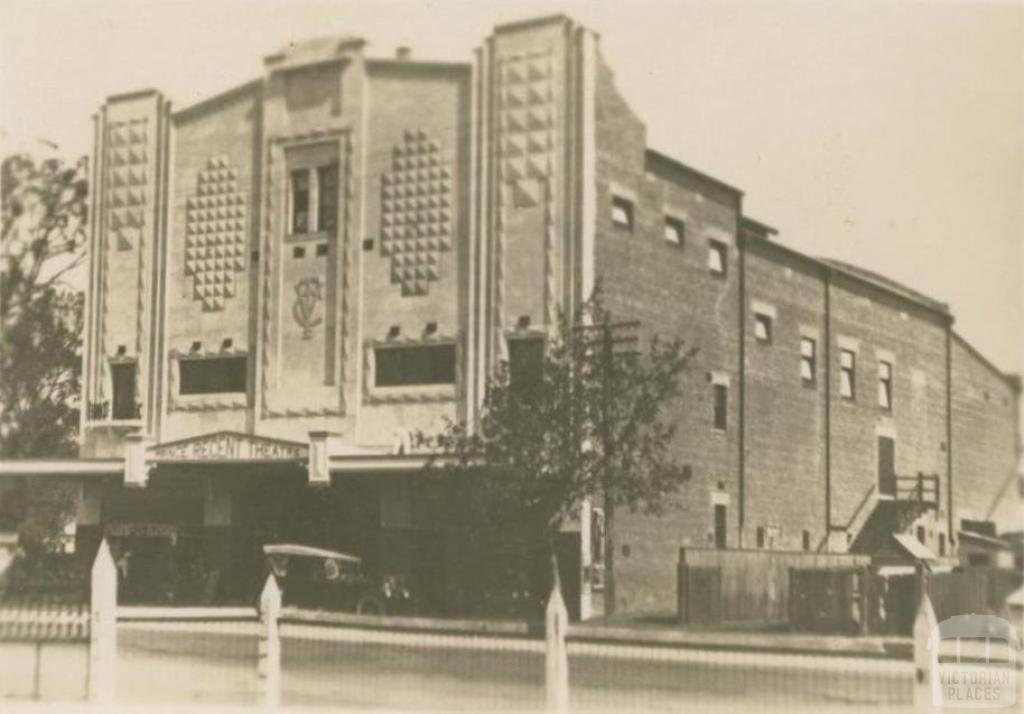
[21,539,943,711]
[89,538,572,711]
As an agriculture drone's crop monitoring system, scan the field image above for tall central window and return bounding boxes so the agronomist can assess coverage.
[317,163,339,232]
[287,143,340,236]
[290,170,310,233]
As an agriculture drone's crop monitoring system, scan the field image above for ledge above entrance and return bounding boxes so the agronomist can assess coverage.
[0,431,460,487]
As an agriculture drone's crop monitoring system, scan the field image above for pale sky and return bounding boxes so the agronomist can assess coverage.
[2,0,1021,373]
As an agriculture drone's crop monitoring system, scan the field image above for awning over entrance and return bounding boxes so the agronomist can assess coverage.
[0,430,447,487]
[0,458,122,478]
[892,532,937,562]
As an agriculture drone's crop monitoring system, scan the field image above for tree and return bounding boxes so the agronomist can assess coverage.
[419,291,696,615]
[1,153,88,555]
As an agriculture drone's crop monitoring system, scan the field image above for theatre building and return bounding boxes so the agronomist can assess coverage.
[0,14,1019,616]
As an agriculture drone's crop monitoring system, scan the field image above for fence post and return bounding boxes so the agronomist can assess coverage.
[259,574,282,708]
[546,566,570,714]
[912,590,938,712]
[89,538,117,703]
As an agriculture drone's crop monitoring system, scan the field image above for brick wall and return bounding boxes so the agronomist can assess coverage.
[742,241,827,552]
[951,335,1022,532]
[592,50,743,614]
[826,273,950,554]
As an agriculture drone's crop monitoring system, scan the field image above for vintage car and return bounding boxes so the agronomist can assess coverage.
[262,544,415,615]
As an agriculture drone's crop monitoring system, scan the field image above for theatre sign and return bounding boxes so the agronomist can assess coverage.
[148,432,308,463]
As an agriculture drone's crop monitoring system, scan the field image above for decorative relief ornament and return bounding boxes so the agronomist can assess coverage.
[105,118,148,252]
[184,156,248,311]
[379,129,453,296]
[292,276,323,339]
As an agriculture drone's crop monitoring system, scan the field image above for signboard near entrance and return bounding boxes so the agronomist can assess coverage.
[148,431,308,463]
[105,523,178,539]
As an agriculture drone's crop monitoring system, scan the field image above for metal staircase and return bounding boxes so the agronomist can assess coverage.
[849,473,940,555]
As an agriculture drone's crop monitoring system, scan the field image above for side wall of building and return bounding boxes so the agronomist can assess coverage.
[951,336,1022,532]
[742,241,827,552]
[826,273,951,555]
[592,49,743,614]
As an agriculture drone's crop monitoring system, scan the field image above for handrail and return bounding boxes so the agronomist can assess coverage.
[844,483,879,532]
[894,473,940,504]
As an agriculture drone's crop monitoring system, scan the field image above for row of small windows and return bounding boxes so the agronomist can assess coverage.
[750,310,894,409]
[105,340,896,419]
[291,243,329,259]
[710,343,894,431]
[107,338,531,409]
[610,194,728,277]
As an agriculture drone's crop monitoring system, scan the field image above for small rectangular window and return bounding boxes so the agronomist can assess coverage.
[840,349,856,399]
[713,383,728,430]
[291,170,310,234]
[111,362,138,419]
[714,505,727,549]
[938,532,946,557]
[318,163,339,232]
[611,195,633,230]
[315,243,329,257]
[878,360,893,410]
[375,344,456,387]
[756,527,766,549]
[802,530,811,551]
[916,525,926,545]
[800,337,816,385]
[708,240,727,276]
[508,337,545,389]
[754,313,773,343]
[664,216,685,246]
[179,356,248,395]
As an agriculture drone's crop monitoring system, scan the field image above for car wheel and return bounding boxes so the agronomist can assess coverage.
[356,595,384,616]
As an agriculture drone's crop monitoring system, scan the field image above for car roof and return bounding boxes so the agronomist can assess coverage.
[262,543,361,562]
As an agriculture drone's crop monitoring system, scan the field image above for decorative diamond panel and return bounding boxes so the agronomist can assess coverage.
[498,51,553,207]
[379,129,452,297]
[494,48,559,332]
[105,119,148,251]
[184,156,248,311]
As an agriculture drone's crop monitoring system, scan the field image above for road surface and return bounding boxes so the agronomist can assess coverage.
[115,620,915,712]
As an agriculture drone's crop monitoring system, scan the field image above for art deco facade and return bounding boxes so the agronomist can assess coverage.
[1,14,1019,616]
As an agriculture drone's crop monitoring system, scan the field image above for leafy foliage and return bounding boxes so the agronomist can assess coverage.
[420,291,697,545]
[1,153,88,555]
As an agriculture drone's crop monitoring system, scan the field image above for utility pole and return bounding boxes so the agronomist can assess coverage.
[575,314,639,618]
